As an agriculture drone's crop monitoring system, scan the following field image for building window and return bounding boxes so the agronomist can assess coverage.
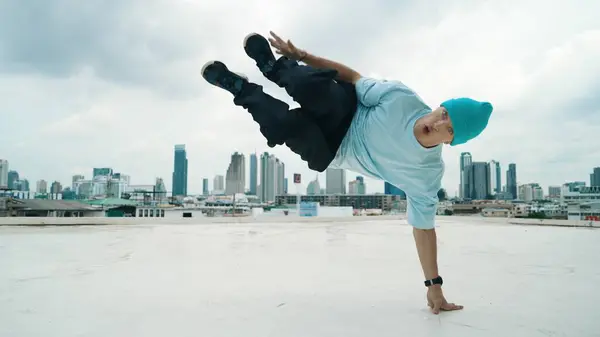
[161,209,165,217]
[150,209,154,217]
[138,209,143,217]
[144,209,148,217]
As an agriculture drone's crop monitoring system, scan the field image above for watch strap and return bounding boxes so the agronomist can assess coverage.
[424,275,443,287]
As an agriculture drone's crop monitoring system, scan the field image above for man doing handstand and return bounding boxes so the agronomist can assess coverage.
[202,31,493,314]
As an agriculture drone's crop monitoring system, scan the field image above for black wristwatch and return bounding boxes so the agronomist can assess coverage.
[424,276,443,287]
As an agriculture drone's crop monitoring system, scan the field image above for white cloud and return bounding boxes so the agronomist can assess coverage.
[0,0,598,196]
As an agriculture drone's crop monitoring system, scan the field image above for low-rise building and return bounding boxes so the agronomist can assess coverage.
[481,207,511,217]
[567,201,600,221]
[0,198,102,217]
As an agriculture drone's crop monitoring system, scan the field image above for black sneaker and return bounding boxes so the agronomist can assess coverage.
[243,33,277,79]
[201,60,248,96]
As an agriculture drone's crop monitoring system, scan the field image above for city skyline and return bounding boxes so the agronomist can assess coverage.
[1,0,598,196]
[4,147,599,199]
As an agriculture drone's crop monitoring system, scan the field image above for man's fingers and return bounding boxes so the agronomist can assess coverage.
[269,31,285,44]
[441,303,464,311]
[432,301,442,315]
[268,38,282,50]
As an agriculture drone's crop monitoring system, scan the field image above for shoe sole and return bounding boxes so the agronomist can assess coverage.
[243,33,273,60]
[243,33,260,49]
[201,60,248,81]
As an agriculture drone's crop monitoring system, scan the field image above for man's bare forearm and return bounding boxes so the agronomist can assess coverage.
[301,52,362,84]
[413,228,439,281]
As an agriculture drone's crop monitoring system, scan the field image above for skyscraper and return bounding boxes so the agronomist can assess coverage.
[489,160,501,195]
[72,175,84,188]
[464,162,491,200]
[225,152,245,195]
[155,178,167,202]
[326,168,346,194]
[213,175,225,193]
[172,144,188,196]
[36,180,48,194]
[349,176,366,194]
[259,152,282,202]
[384,182,406,198]
[506,163,517,200]
[17,179,29,192]
[7,171,19,190]
[50,181,63,194]
[590,167,600,187]
[519,183,543,202]
[495,161,501,194]
[0,159,8,188]
[548,186,561,199]
[306,176,321,195]
[459,152,472,198]
[249,153,258,195]
[93,168,112,178]
[276,159,285,196]
[202,178,209,195]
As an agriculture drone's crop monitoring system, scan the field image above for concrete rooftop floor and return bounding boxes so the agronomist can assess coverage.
[0,219,598,337]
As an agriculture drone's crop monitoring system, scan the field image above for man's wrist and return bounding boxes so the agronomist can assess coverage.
[298,50,308,62]
[424,275,443,287]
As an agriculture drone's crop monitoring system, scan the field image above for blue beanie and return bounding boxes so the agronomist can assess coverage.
[441,98,493,146]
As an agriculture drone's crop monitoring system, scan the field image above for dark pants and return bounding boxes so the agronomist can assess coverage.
[233,57,357,172]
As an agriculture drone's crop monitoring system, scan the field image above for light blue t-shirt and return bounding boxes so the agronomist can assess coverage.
[329,77,444,229]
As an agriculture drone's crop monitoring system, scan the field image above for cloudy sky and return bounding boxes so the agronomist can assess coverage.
[1,0,598,196]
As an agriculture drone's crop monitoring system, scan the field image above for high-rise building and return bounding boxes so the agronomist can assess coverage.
[506,163,517,200]
[464,162,490,200]
[249,153,258,195]
[306,176,321,195]
[7,171,19,190]
[172,144,188,196]
[459,152,472,198]
[155,178,167,202]
[202,178,209,195]
[548,186,561,199]
[590,167,600,187]
[349,176,366,194]
[563,181,586,192]
[276,159,285,196]
[259,152,281,202]
[16,179,29,192]
[326,168,346,194]
[93,168,112,178]
[489,160,501,195]
[384,182,406,198]
[36,180,48,194]
[349,180,358,194]
[519,183,543,202]
[72,175,84,188]
[0,159,8,188]
[213,175,225,194]
[50,181,63,194]
[225,152,245,195]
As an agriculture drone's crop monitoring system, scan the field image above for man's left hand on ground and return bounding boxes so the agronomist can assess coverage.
[427,286,464,314]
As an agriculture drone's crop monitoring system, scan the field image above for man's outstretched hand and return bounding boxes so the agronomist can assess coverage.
[427,286,464,314]
[268,31,306,61]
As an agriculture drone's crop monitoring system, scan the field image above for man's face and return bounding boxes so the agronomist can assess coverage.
[418,106,455,145]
